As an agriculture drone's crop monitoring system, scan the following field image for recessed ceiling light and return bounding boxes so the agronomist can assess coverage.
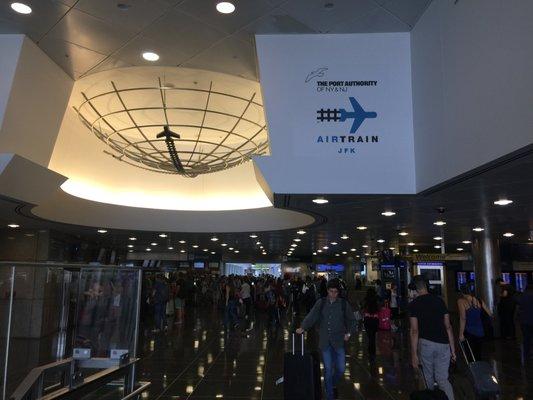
[494,199,513,206]
[10,3,32,14]
[503,232,514,237]
[413,249,419,253]
[381,211,396,217]
[97,229,107,233]
[7,223,20,228]
[192,244,199,248]
[317,249,322,253]
[250,234,258,238]
[335,253,340,256]
[433,221,446,226]
[294,238,301,242]
[180,249,185,253]
[472,227,484,232]
[377,239,385,243]
[340,234,349,240]
[331,242,338,245]
[297,230,306,235]
[462,240,472,244]
[256,241,261,245]
[407,242,415,246]
[142,51,159,61]
[128,249,133,253]
[364,253,370,256]
[312,197,329,204]
[323,246,329,249]
[291,244,297,248]
[168,246,174,250]
[399,231,408,236]
[203,248,208,252]
[216,1,235,14]
[211,237,219,241]
[434,245,441,249]
[457,247,464,251]
[362,244,369,248]
[356,226,367,230]
[179,240,186,244]
[350,248,356,251]
[159,233,168,238]
[221,243,228,247]
[229,247,234,250]
[129,237,137,241]
[151,242,158,246]
[389,247,395,250]
[313,252,317,255]
[146,248,151,251]
[234,250,239,253]
[433,236,442,241]
[211,251,216,254]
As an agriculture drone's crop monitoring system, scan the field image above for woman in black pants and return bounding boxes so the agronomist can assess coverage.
[363,288,380,360]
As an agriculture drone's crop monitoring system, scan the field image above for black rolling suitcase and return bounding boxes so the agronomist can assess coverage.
[459,339,500,398]
[283,333,321,399]
[410,367,448,400]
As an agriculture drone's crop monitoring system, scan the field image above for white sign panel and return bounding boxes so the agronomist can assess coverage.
[255,33,415,194]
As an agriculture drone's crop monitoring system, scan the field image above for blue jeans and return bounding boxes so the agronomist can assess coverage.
[322,344,345,400]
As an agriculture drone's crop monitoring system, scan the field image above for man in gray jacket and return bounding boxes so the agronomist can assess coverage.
[296,279,356,400]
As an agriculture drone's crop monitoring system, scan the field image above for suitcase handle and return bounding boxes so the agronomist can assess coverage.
[459,338,476,363]
[292,332,304,356]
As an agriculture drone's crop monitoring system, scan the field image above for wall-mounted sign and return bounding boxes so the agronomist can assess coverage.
[410,253,471,262]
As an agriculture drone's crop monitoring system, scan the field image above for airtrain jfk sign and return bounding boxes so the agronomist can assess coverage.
[254,33,415,194]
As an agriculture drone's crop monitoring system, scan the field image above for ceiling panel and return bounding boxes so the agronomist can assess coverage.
[328,7,410,34]
[0,0,70,42]
[280,0,377,33]
[176,0,275,35]
[183,37,258,80]
[381,0,432,28]
[46,8,133,55]
[38,36,107,79]
[142,9,224,57]
[74,0,171,34]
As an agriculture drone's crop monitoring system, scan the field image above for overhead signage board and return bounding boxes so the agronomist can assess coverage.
[255,33,415,194]
[410,253,471,262]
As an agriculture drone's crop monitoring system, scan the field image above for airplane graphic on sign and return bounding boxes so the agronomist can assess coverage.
[317,97,377,133]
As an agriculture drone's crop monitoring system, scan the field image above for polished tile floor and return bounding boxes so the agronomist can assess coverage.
[132,304,532,400]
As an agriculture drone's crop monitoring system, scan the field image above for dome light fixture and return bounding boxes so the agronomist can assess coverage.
[494,199,513,206]
[10,3,32,14]
[142,51,159,61]
[216,1,235,14]
[381,211,396,217]
[312,197,329,204]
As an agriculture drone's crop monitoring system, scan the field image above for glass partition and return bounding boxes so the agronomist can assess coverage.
[0,263,142,400]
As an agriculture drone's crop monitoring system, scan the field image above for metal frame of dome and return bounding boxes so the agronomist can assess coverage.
[75,78,269,177]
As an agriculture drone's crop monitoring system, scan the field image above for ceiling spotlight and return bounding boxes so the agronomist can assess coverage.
[364,253,370,256]
[331,242,338,245]
[433,236,442,241]
[317,249,323,253]
[434,245,441,249]
[473,227,485,232]
[503,232,514,237]
[10,3,32,14]
[462,240,472,244]
[381,211,396,217]
[7,223,20,228]
[433,221,446,226]
[362,244,369,248]
[97,229,107,233]
[203,248,208,252]
[127,244,134,248]
[234,250,239,253]
[211,251,216,255]
[335,253,340,257]
[389,247,395,250]
[407,242,415,246]
[250,234,258,238]
[145,248,152,252]
[323,246,329,250]
[291,244,297,248]
[151,242,158,246]
[256,241,261,245]
[413,249,419,253]
[221,243,228,247]
[142,51,159,61]
[494,199,513,206]
[216,1,235,14]
[229,247,234,250]
[356,226,367,230]
[313,252,317,255]
[377,239,385,243]
[128,249,133,253]
[159,233,168,238]
[129,237,137,241]
[192,244,199,248]
[180,249,185,253]
[211,237,219,241]
[340,234,349,240]
[294,238,301,242]
[399,231,408,236]
[457,247,464,251]
[179,240,186,244]
[297,230,306,235]
[168,246,174,250]
[312,197,329,204]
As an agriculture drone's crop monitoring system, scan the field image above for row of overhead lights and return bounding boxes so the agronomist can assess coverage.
[312,196,513,208]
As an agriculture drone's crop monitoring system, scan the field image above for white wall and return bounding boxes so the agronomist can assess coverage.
[0,35,23,130]
[412,0,533,191]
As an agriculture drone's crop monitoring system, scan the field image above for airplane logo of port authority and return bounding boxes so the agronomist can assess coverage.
[317,97,377,133]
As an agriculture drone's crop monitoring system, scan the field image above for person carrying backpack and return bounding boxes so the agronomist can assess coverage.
[296,279,356,400]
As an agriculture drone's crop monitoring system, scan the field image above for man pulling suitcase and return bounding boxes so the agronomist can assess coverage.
[296,279,356,400]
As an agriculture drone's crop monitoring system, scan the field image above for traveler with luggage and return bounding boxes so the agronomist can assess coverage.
[517,283,533,362]
[408,275,456,400]
[296,279,356,400]
[362,288,380,360]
